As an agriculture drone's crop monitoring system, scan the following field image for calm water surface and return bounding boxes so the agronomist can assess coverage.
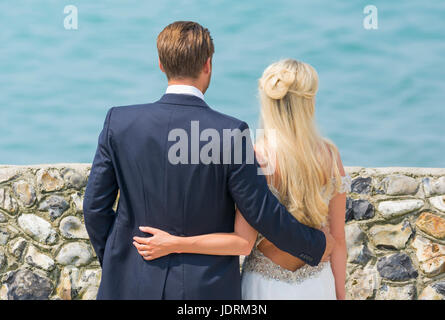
[1,1,444,167]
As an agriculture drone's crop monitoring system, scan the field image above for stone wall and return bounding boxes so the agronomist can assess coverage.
[345,167,445,300]
[0,164,98,300]
[0,164,444,300]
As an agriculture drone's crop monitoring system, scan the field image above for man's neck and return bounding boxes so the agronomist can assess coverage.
[168,78,206,94]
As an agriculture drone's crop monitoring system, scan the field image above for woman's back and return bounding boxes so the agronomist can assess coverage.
[241,148,350,299]
[241,58,349,299]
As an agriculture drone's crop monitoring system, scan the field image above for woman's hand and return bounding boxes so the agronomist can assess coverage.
[133,226,180,261]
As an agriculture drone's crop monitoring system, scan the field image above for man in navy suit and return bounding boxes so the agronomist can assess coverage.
[83,21,334,300]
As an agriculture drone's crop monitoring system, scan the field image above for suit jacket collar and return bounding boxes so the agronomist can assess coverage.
[158,93,210,108]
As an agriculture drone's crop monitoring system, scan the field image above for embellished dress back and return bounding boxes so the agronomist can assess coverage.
[241,175,351,300]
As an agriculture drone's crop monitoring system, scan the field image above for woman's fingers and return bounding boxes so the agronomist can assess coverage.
[139,226,163,235]
[133,236,151,244]
[137,249,152,256]
[132,237,167,261]
[138,250,159,261]
[135,246,162,260]
[133,241,151,251]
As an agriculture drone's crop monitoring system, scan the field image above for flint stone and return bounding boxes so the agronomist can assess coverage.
[0,167,20,183]
[56,267,76,300]
[411,236,445,276]
[423,177,433,197]
[351,177,372,194]
[346,266,379,300]
[62,168,87,189]
[37,168,64,192]
[369,220,413,249]
[376,284,416,300]
[432,281,445,296]
[378,200,424,219]
[77,269,101,289]
[416,212,445,239]
[12,180,36,207]
[6,225,20,238]
[60,266,99,299]
[59,216,89,239]
[383,175,419,195]
[411,236,445,262]
[66,268,102,299]
[8,237,27,259]
[0,284,7,300]
[345,223,364,248]
[419,283,445,300]
[81,286,99,300]
[345,224,372,265]
[71,192,83,213]
[345,198,354,222]
[423,177,443,197]
[377,253,418,281]
[421,256,445,277]
[431,177,445,195]
[353,200,374,220]
[0,188,18,213]
[0,252,6,271]
[25,245,55,271]
[39,195,69,220]
[17,214,57,244]
[354,245,372,265]
[0,227,9,245]
[56,242,93,267]
[5,269,53,300]
[347,199,374,221]
[430,196,445,212]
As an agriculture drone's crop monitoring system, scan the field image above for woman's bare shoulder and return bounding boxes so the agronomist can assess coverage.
[322,139,345,176]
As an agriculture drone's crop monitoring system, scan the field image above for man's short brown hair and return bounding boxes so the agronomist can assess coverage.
[157,21,214,80]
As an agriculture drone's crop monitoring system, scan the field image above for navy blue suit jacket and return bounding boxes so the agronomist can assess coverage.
[83,93,326,300]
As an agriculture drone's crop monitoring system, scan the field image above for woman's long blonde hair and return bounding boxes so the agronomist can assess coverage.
[258,58,341,229]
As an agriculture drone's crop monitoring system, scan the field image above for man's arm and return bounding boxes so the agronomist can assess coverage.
[227,121,327,266]
[83,107,119,266]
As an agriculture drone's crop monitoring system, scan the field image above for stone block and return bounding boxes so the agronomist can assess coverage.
[416,212,445,239]
[369,220,412,249]
[351,177,372,194]
[377,253,418,281]
[375,283,416,300]
[37,168,64,192]
[383,175,419,195]
[430,196,445,212]
[17,214,57,245]
[56,242,93,267]
[4,269,53,300]
[378,200,424,219]
[12,180,36,207]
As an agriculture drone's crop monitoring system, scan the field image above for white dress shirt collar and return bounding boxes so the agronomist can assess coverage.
[165,85,205,101]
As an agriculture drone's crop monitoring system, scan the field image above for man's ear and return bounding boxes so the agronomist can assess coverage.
[158,58,165,73]
[203,57,212,75]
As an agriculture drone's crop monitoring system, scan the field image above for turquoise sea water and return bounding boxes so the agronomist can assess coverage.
[1,1,444,167]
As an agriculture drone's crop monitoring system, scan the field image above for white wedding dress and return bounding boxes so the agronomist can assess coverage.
[241,175,352,300]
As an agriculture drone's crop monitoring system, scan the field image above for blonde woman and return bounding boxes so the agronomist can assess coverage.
[133,59,350,300]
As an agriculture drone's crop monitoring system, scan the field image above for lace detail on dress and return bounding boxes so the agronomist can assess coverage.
[242,246,331,284]
[339,175,352,194]
[243,175,351,284]
[322,174,352,203]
